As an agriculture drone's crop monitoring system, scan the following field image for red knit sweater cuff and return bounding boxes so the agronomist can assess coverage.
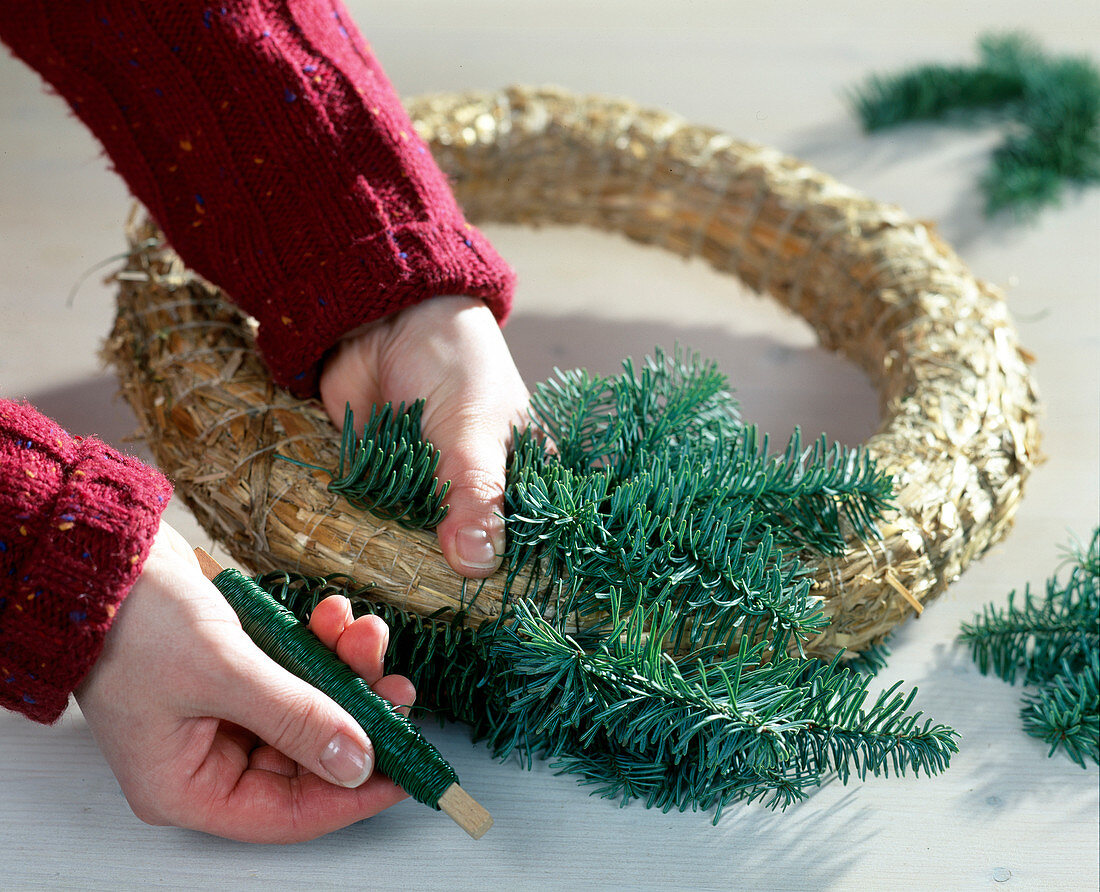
[0,403,172,723]
[254,219,515,397]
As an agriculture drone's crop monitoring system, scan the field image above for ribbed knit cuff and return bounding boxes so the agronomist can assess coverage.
[0,402,172,723]
[253,219,516,398]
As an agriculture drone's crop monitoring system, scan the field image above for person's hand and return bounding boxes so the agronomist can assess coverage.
[74,521,416,843]
[319,296,530,578]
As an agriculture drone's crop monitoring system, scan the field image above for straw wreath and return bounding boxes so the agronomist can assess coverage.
[105,85,1040,660]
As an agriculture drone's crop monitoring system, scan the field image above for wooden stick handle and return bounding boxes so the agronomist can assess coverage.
[438,783,494,840]
[194,546,225,582]
[194,547,493,839]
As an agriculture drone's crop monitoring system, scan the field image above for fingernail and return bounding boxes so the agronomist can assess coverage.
[321,732,373,788]
[455,525,501,571]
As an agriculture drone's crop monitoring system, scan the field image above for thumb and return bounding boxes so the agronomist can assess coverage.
[211,638,376,789]
[429,410,510,578]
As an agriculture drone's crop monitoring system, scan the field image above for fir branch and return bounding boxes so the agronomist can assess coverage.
[278,401,449,530]
[850,33,1041,130]
[960,528,1100,765]
[960,529,1099,685]
[489,593,956,816]
[1020,650,1099,768]
[746,429,894,554]
[851,65,1023,131]
[503,355,892,653]
[528,346,742,476]
[504,442,826,652]
[983,53,1100,216]
[845,632,894,676]
[848,31,1100,218]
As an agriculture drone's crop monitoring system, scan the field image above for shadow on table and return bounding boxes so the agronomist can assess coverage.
[914,637,1100,826]
[23,371,153,460]
[786,116,1020,253]
[505,311,880,449]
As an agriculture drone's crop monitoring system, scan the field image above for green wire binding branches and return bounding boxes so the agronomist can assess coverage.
[960,529,1100,767]
[848,32,1100,218]
[255,348,958,820]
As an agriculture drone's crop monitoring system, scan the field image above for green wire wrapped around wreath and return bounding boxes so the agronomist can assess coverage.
[106,86,1041,817]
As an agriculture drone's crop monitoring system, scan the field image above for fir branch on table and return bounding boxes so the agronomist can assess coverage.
[489,593,957,817]
[850,33,1040,129]
[848,32,1100,218]
[959,528,1100,767]
[266,347,956,817]
[1021,649,1099,768]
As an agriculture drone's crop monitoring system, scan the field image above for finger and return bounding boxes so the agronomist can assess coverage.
[430,420,510,578]
[372,673,416,718]
[309,597,391,686]
[306,597,415,712]
[305,598,416,712]
[191,762,409,844]
[335,614,390,687]
[307,594,355,647]
[206,632,377,791]
[247,743,299,778]
[416,312,528,578]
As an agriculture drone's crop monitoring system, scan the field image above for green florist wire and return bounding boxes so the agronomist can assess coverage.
[196,550,491,839]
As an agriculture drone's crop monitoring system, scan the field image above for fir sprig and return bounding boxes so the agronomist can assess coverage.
[258,572,958,818]
[529,347,743,476]
[504,434,825,654]
[851,33,1040,130]
[960,528,1100,767]
[494,593,957,813]
[1020,649,1099,768]
[849,32,1100,217]
[504,349,892,654]
[278,401,449,529]
[252,348,957,818]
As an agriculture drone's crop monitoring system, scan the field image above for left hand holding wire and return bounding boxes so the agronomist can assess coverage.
[74,520,416,843]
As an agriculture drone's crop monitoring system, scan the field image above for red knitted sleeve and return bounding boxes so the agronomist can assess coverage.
[0,0,515,396]
[0,400,172,723]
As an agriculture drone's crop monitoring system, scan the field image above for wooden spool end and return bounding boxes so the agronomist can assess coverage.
[437,783,493,839]
[194,546,223,581]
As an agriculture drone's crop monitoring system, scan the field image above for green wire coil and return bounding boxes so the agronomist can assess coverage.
[211,567,459,809]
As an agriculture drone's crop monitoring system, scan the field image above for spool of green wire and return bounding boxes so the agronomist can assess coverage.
[195,549,491,839]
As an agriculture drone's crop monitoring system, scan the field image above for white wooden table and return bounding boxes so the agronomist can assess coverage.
[2,2,1097,888]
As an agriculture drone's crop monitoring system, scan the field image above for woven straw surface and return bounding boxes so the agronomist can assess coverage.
[105,86,1041,657]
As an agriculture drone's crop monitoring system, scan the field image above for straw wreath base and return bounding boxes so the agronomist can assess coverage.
[105,86,1041,659]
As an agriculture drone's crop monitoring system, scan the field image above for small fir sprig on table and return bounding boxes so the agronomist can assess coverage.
[848,32,1100,218]
[269,348,958,818]
[960,529,1100,767]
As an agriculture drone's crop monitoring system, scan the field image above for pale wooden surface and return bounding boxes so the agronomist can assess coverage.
[1,2,1097,889]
